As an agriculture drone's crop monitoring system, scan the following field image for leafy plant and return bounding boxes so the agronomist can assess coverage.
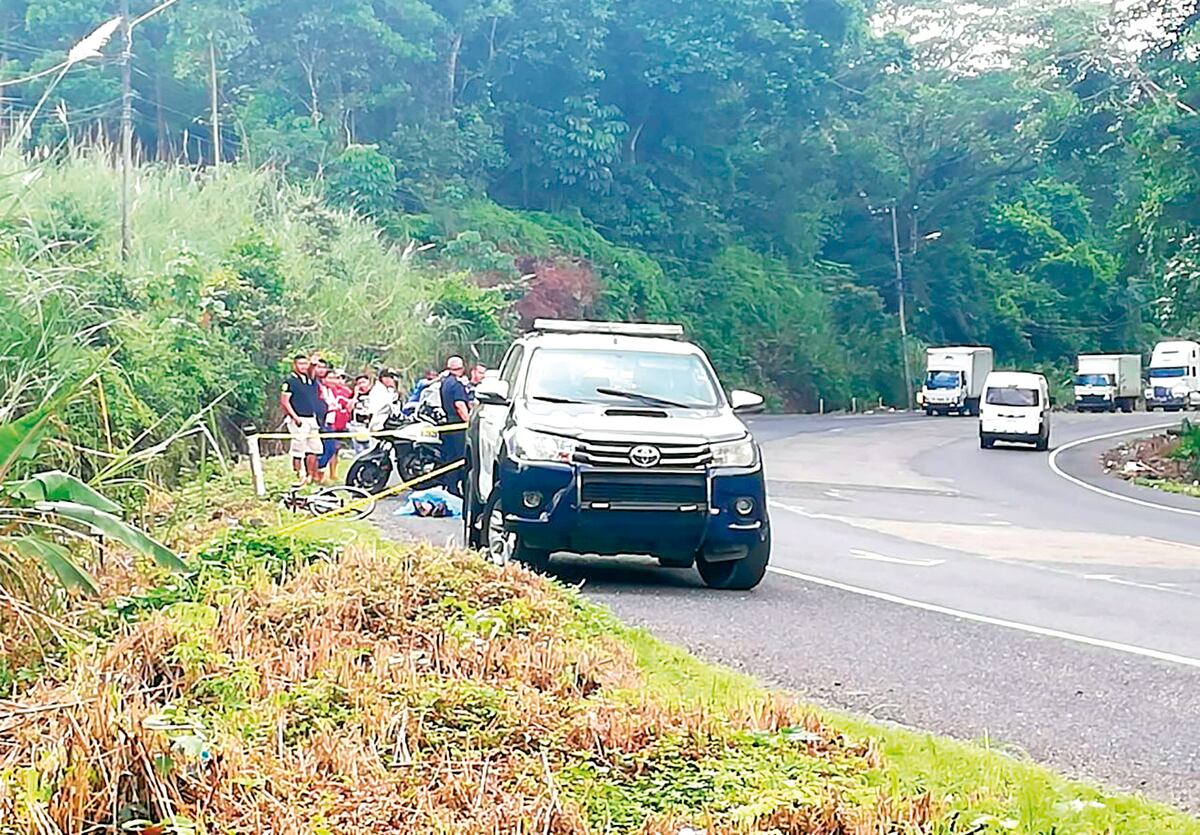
[0,387,185,597]
[326,145,397,217]
[1172,420,1200,480]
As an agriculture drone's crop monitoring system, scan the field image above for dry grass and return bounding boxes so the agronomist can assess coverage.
[0,536,933,834]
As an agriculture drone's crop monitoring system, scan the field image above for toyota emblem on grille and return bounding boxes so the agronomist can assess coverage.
[629,445,661,468]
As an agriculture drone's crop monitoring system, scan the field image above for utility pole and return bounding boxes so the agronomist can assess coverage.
[208,34,220,170]
[120,0,132,260]
[890,204,914,411]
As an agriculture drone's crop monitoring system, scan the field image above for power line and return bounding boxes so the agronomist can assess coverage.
[0,39,59,59]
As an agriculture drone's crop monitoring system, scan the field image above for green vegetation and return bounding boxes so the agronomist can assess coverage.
[1134,477,1200,499]
[0,146,464,482]
[1,479,1196,833]
[4,1,1199,408]
[1173,421,1200,481]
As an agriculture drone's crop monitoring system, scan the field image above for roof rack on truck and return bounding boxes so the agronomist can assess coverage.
[530,319,684,338]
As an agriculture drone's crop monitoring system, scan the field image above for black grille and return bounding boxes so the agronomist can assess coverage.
[580,473,707,509]
[573,438,712,469]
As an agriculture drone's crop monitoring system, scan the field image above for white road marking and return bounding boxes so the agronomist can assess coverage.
[1047,422,1200,518]
[769,500,841,522]
[824,489,847,500]
[849,548,944,567]
[1083,573,1199,598]
[765,565,1200,670]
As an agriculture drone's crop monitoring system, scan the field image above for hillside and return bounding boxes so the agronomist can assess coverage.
[5,0,1198,409]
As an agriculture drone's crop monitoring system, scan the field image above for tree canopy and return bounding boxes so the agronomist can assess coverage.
[3,0,1198,407]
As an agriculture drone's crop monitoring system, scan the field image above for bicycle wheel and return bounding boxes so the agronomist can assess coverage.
[309,485,376,520]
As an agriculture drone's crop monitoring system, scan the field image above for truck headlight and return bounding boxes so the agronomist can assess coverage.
[1172,385,1189,399]
[507,427,575,463]
[711,437,757,468]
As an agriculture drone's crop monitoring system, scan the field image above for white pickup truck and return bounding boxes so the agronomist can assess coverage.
[463,319,771,590]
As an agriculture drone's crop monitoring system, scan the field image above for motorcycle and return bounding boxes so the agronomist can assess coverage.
[345,404,443,494]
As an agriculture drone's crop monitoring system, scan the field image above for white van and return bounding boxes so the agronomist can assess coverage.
[979,371,1051,451]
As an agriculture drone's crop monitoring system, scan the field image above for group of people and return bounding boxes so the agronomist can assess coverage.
[279,352,487,487]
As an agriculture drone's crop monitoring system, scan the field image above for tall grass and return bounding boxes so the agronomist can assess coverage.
[0,145,440,479]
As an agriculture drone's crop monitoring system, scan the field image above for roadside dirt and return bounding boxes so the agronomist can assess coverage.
[1102,431,1191,482]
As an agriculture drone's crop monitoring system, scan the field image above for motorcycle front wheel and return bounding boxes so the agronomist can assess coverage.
[346,456,392,494]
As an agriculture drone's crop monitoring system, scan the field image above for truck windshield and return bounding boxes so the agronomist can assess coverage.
[525,348,721,408]
[1075,373,1112,386]
[986,387,1040,407]
[1149,367,1187,379]
[925,371,962,389]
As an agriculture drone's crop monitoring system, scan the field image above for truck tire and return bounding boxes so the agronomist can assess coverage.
[1035,429,1049,452]
[980,434,995,450]
[965,398,980,417]
[481,491,550,572]
[696,532,770,591]
[925,407,934,417]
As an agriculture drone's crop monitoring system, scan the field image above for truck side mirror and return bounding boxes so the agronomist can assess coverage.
[475,378,510,406]
[730,390,765,414]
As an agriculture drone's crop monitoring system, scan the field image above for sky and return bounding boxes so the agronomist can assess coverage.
[871,0,1181,68]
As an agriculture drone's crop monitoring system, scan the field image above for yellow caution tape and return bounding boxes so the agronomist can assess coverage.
[251,422,468,441]
[274,458,466,536]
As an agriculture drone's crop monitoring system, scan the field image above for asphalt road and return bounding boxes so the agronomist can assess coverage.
[374,411,1200,810]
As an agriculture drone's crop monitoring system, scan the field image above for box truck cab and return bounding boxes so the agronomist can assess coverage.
[1074,354,1141,413]
[921,346,994,416]
[1145,340,1200,412]
[979,371,1051,451]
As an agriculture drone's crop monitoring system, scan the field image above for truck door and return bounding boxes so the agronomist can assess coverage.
[477,345,523,500]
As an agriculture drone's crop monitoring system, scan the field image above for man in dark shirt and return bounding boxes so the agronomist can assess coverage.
[280,354,322,484]
[439,356,471,496]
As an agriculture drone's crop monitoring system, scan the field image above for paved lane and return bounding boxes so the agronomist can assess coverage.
[375,411,1200,809]
[762,412,1200,657]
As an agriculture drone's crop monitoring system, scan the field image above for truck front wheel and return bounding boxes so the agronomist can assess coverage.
[696,533,770,591]
[481,491,550,572]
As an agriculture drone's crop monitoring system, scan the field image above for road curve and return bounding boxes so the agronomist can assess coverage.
[375,411,1200,810]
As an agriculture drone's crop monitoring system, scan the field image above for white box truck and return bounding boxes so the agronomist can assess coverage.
[1074,354,1141,413]
[921,347,994,416]
[1145,340,1200,411]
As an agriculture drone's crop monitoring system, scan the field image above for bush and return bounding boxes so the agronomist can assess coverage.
[326,145,397,217]
[1173,420,1200,480]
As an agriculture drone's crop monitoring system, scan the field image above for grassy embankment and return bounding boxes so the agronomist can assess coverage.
[1133,478,1200,499]
[1,465,1197,834]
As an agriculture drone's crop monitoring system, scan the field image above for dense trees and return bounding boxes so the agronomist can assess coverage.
[2,0,1198,408]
